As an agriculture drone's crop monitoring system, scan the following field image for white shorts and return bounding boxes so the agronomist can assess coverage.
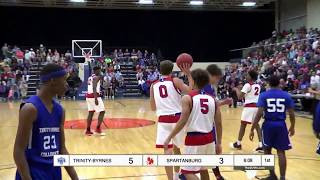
[156,114,185,148]
[181,142,216,174]
[86,97,105,112]
[241,107,258,124]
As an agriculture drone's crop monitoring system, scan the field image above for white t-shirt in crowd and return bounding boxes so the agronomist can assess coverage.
[313,40,319,50]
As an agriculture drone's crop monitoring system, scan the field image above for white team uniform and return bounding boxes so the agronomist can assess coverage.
[86,74,105,112]
[153,76,184,148]
[181,90,217,174]
[240,82,260,124]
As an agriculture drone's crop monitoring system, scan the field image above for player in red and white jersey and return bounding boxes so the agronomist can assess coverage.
[231,70,263,152]
[85,66,105,136]
[150,60,193,180]
[164,69,222,180]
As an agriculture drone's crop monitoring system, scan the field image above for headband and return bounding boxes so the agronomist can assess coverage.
[40,70,67,82]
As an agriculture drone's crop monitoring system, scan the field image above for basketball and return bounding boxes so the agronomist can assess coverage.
[176,53,193,69]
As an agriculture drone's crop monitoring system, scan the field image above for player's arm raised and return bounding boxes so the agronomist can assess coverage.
[163,95,191,149]
[92,76,100,105]
[150,84,156,111]
[173,64,193,94]
[214,101,222,154]
[60,108,79,180]
[13,103,37,180]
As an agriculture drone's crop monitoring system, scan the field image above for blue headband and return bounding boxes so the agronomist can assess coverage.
[40,70,67,82]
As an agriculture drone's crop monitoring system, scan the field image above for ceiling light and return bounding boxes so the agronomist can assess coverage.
[190,0,203,6]
[70,0,85,2]
[242,1,256,7]
[139,0,153,4]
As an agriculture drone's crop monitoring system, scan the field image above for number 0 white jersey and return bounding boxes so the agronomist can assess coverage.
[186,90,216,133]
[241,82,260,105]
[153,76,182,116]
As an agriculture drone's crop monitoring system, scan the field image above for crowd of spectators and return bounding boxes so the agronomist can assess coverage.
[0,43,80,101]
[90,48,159,97]
[219,27,320,107]
[0,44,159,101]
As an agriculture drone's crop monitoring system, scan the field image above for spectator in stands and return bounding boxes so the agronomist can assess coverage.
[19,79,28,99]
[115,70,124,87]
[131,49,138,60]
[65,50,72,61]
[114,60,121,71]
[2,43,8,58]
[313,37,319,50]
[118,49,124,63]
[137,50,142,59]
[16,48,24,65]
[150,53,157,66]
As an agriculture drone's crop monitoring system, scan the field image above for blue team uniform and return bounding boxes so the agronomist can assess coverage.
[257,89,294,150]
[203,84,215,97]
[314,102,320,154]
[16,96,63,180]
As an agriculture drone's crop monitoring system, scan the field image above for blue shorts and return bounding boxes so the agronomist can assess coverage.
[262,121,292,151]
[313,102,320,133]
[15,162,61,180]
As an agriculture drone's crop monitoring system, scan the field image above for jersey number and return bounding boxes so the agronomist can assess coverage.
[266,98,285,112]
[254,87,260,96]
[200,99,209,114]
[159,85,168,98]
[44,135,57,150]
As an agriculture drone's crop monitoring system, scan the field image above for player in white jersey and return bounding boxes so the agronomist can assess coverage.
[164,69,222,180]
[85,66,105,136]
[150,60,192,180]
[231,70,263,152]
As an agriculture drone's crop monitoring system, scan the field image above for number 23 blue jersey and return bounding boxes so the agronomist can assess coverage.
[23,96,62,165]
[257,89,294,122]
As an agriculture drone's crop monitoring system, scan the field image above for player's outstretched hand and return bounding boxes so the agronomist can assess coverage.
[95,98,99,105]
[289,126,295,136]
[221,98,233,106]
[216,144,222,155]
[249,130,254,141]
[180,63,191,75]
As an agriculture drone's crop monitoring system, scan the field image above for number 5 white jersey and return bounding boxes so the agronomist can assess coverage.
[187,90,216,133]
[153,76,182,116]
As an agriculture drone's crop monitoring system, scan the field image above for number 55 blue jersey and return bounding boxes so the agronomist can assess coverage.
[257,88,294,122]
[257,88,294,150]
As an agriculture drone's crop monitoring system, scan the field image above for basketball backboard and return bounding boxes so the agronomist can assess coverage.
[72,40,102,58]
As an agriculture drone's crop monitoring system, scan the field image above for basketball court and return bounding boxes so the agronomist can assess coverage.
[0,99,319,179]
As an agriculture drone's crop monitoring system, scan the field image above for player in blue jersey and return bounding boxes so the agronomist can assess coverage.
[200,64,231,180]
[249,76,295,180]
[14,64,78,180]
[308,86,320,154]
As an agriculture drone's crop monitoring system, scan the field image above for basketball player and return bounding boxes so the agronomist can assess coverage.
[202,64,231,180]
[13,64,78,180]
[150,60,193,180]
[86,66,106,136]
[164,69,222,180]
[231,70,263,152]
[249,76,295,180]
[308,86,320,154]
